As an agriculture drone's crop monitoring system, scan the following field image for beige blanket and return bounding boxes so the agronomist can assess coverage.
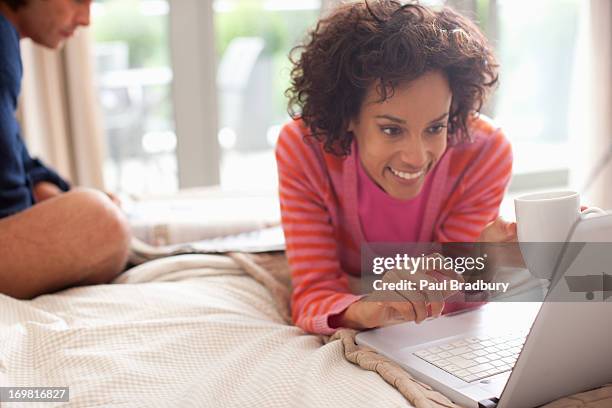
[229,252,459,408]
[0,254,419,407]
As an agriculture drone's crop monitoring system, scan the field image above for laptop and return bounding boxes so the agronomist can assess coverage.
[356,214,612,408]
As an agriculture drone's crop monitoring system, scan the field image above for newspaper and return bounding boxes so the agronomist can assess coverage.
[130,225,285,263]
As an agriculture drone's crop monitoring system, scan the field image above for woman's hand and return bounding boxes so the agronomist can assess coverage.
[479,216,517,242]
[480,208,594,243]
[331,254,463,330]
[332,300,429,330]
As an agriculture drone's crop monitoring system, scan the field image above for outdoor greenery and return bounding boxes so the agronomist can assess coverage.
[92,0,168,68]
[214,0,318,120]
[92,0,318,121]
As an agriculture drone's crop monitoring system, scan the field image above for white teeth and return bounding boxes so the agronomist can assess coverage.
[390,167,425,180]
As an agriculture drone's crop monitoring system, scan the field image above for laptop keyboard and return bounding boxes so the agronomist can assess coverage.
[413,333,526,383]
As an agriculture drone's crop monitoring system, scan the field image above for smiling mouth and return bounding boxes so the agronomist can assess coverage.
[389,166,427,180]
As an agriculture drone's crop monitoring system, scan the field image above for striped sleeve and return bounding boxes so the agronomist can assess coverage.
[275,122,362,335]
[436,128,513,242]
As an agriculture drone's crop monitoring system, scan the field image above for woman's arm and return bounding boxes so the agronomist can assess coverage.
[276,123,363,334]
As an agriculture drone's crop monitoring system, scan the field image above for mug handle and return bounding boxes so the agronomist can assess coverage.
[580,207,607,219]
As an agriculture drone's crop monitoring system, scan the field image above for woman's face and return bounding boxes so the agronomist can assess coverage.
[349,71,452,200]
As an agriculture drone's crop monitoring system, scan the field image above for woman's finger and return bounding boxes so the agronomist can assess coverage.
[395,289,429,323]
[429,301,444,318]
[413,273,449,318]
[416,272,457,302]
[424,254,465,284]
[504,221,517,242]
[387,301,417,323]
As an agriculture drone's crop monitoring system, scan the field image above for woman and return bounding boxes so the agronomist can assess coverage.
[276,1,516,334]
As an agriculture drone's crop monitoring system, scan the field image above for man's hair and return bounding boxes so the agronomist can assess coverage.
[0,0,28,10]
[286,0,499,156]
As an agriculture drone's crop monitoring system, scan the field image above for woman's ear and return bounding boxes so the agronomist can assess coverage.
[347,119,355,133]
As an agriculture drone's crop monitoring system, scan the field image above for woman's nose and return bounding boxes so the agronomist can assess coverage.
[398,138,428,169]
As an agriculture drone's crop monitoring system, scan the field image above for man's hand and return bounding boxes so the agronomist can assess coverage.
[105,191,122,208]
[33,181,63,202]
[33,182,122,209]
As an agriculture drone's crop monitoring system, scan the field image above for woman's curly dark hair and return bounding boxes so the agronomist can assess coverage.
[0,0,27,10]
[286,0,499,156]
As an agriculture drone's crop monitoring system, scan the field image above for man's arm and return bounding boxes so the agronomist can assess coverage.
[32,181,63,202]
[0,87,70,215]
[0,77,33,217]
[21,143,71,196]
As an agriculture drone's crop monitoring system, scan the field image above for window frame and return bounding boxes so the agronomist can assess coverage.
[169,0,220,188]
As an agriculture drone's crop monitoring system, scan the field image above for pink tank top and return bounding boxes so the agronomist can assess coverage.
[357,155,433,243]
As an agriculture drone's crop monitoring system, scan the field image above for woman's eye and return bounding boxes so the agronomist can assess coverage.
[380,126,402,137]
[427,124,447,135]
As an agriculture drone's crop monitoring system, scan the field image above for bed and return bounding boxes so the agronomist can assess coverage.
[0,254,418,407]
[1,190,609,407]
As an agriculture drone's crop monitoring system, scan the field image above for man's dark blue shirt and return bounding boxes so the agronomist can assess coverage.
[0,13,69,219]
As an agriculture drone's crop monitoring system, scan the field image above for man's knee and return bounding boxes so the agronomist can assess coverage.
[0,188,132,298]
[64,188,131,278]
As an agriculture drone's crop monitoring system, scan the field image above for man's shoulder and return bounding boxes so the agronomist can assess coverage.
[0,13,19,51]
[0,13,21,82]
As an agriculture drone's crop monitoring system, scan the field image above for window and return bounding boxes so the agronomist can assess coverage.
[213,0,322,189]
[92,0,178,195]
[493,0,581,184]
[91,0,584,202]
[435,0,585,218]
[92,0,325,195]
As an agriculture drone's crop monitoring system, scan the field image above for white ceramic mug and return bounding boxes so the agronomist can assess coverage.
[514,191,605,279]
[515,191,605,242]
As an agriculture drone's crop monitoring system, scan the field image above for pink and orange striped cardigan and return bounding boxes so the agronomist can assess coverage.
[275,115,512,334]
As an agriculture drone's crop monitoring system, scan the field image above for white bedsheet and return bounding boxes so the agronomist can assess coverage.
[0,255,412,408]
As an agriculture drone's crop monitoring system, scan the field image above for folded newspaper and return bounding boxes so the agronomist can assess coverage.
[126,194,281,244]
[130,226,286,264]
[124,190,285,264]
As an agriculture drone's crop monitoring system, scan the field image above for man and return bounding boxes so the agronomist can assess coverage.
[0,0,131,299]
